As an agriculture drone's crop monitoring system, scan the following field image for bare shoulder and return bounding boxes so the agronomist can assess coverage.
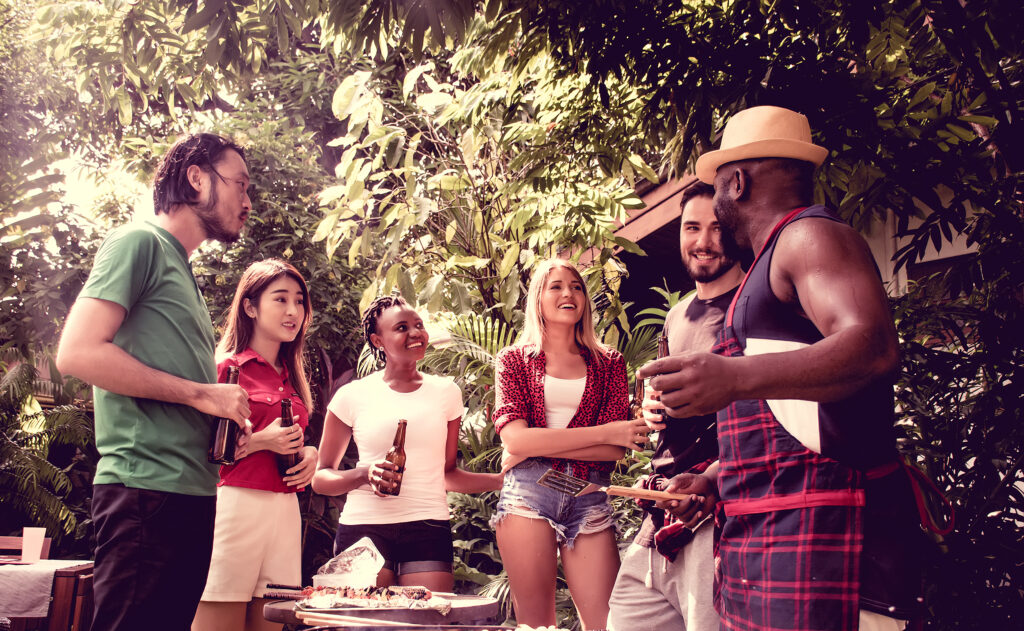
[771,216,877,302]
[777,215,871,259]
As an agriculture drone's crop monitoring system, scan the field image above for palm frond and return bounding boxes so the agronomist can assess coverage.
[423,313,518,412]
[619,325,659,376]
[356,343,379,377]
[0,361,36,410]
[0,355,95,541]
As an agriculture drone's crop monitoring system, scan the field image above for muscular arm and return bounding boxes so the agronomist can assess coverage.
[643,218,899,416]
[56,297,249,424]
[443,418,503,493]
[310,410,372,496]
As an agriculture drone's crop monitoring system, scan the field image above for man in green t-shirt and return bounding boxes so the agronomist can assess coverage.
[57,133,254,631]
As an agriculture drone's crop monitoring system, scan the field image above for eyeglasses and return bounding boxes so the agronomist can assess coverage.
[210,167,252,196]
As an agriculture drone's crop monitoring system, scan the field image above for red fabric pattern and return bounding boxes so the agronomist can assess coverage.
[493,344,628,479]
[217,348,309,493]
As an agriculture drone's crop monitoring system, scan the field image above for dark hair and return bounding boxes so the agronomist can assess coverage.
[679,180,716,213]
[361,293,409,365]
[216,259,313,411]
[153,133,246,214]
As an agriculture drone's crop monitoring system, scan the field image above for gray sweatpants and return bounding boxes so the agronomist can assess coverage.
[607,523,718,631]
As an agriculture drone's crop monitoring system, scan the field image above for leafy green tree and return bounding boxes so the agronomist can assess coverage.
[26,0,1024,626]
[316,35,652,325]
[0,353,94,546]
[496,2,1024,627]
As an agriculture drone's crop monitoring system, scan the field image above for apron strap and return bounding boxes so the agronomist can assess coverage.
[726,206,808,327]
[866,457,955,536]
[721,489,865,517]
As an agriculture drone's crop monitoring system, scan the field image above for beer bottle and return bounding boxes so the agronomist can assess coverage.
[657,333,670,423]
[380,419,408,496]
[277,398,300,477]
[209,365,241,465]
[629,375,645,420]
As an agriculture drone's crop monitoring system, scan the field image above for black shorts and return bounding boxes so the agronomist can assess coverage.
[333,519,454,575]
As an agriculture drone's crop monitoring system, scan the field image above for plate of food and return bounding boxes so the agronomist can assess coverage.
[296,585,453,615]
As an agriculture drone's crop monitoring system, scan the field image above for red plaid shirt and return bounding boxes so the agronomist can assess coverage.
[493,344,628,479]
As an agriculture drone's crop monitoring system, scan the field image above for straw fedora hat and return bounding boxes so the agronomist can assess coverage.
[695,106,828,184]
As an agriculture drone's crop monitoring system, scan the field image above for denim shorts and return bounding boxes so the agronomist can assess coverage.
[490,458,615,548]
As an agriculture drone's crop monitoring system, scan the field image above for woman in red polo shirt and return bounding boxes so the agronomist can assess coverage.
[192,259,318,631]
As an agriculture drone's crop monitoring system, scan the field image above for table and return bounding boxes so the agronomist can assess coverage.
[264,593,501,627]
[0,561,93,631]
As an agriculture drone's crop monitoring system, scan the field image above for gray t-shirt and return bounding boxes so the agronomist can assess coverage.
[635,286,737,547]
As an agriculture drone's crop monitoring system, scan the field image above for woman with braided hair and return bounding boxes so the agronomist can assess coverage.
[312,294,502,591]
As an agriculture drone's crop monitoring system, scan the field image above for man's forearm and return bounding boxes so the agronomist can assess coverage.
[732,323,898,403]
[650,323,898,417]
[58,339,208,407]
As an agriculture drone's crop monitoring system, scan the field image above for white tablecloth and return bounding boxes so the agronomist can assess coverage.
[0,559,88,617]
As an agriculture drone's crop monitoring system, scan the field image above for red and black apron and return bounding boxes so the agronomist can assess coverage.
[712,206,926,631]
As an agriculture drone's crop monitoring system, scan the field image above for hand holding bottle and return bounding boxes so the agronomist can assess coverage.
[283,446,318,489]
[251,415,303,455]
[234,419,253,459]
[367,459,403,496]
[642,388,668,431]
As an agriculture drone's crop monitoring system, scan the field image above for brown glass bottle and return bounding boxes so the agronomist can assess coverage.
[629,375,645,420]
[380,419,408,496]
[209,365,240,465]
[277,398,300,477]
[657,333,670,423]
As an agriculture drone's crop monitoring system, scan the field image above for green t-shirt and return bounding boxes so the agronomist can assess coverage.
[79,221,219,495]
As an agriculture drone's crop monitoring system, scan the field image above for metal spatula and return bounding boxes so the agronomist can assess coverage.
[537,468,697,502]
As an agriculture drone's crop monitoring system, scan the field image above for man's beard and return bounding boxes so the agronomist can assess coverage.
[193,184,240,243]
[713,195,742,239]
[685,250,737,283]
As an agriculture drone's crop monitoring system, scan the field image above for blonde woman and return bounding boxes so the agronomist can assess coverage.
[491,259,651,631]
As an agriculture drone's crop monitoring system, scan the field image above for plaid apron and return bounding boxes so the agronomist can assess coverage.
[713,206,881,631]
[713,333,864,631]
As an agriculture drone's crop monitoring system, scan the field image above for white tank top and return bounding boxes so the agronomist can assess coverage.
[543,375,586,429]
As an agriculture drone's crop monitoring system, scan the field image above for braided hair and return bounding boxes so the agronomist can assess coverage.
[361,293,409,365]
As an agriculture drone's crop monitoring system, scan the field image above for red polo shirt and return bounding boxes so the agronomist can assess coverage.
[217,348,309,493]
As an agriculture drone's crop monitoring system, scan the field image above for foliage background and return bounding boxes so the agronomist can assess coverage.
[1,0,1021,628]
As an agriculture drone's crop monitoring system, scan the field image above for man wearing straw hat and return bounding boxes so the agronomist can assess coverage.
[639,106,924,631]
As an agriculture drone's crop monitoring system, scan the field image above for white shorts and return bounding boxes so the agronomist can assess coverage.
[200,485,301,602]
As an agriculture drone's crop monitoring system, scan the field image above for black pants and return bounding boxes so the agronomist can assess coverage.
[91,484,216,631]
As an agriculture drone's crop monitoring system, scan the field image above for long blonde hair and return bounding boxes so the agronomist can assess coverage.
[217,259,313,411]
[519,259,611,362]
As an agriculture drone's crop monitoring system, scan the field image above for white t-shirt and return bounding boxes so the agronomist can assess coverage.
[327,371,463,525]
[543,376,586,429]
